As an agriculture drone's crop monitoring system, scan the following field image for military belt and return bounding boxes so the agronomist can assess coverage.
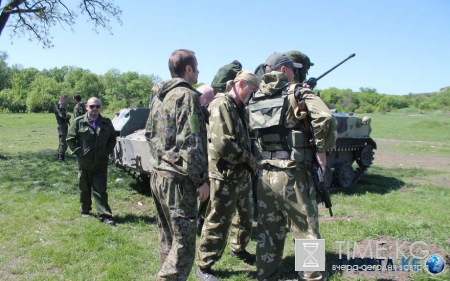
[261,150,290,160]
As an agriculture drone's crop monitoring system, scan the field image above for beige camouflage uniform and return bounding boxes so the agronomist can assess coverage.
[145,78,208,281]
[252,72,337,281]
[197,92,254,269]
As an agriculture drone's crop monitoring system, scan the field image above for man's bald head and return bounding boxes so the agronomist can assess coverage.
[197,85,215,106]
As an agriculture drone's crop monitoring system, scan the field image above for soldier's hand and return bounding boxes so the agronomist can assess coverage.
[315,152,327,173]
[198,182,210,202]
[305,77,317,89]
[67,114,71,120]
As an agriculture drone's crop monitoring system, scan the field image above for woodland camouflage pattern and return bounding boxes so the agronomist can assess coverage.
[145,78,207,280]
[197,93,254,268]
[252,71,337,281]
[145,78,207,186]
[150,171,198,281]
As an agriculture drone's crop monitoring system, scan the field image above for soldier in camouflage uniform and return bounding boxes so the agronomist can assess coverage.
[196,71,260,281]
[73,94,87,118]
[249,53,337,281]
[66,97,117,225]
[54,95,71,162]
[145,49,209,281]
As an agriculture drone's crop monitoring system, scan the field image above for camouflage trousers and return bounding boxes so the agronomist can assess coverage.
[256,165,323,281]
[197,173,253,268]
[150,171,197,281]
[57,125,68,155]
[78,167,112,217]
[58,133,68,155]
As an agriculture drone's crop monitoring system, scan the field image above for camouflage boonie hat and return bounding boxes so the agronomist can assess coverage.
[211,61,242,94]
[284,50,313,83]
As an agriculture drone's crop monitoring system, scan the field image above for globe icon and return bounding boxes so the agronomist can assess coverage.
[425,254,445,275]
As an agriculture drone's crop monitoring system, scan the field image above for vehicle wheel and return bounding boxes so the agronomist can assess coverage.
[356,145,374,167]
[334,163,354,188]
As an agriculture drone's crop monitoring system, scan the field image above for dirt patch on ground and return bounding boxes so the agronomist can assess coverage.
[373,139,450,171]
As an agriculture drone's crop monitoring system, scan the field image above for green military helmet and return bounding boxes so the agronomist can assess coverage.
[284,50,314,84]
[211,60,242,95]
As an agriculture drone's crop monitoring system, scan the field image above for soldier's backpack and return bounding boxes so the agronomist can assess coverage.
[248,82,314,164]
[211,61,242,94]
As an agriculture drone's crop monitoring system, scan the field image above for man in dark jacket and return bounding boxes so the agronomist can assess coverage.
[67,97,117,225]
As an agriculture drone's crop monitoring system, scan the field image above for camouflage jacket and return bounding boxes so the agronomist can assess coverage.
[145,78,208,186]
[73,102,86,118]
[67,115,116,170]
[207,93,253,180]
[253,71,337,169]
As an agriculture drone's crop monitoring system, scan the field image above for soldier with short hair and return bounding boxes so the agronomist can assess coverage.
[196,71,260,281]
[145,49,209,281]
[54,95,71,162]
[73,94,86,118]
[249,53,337,281]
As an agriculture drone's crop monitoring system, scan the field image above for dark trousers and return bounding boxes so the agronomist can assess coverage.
[58,133,68,155]
[78,167,112,217]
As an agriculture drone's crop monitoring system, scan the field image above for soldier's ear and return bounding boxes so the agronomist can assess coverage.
[185,65,192,75]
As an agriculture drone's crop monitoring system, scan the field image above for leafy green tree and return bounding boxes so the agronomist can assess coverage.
[0,66,40,112]
[41,66,70,83]
[0,0,122,48]
[26,75,61,112]
[0,51,11,91]
[100,69,160,111]
[64,67,104,100]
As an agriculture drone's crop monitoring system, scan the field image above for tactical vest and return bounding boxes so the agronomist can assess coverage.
[248,85,314,164]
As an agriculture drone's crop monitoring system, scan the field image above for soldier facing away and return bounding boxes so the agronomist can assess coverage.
[145,49,209,281]
[54,95,71,162]
[248,53,337,281]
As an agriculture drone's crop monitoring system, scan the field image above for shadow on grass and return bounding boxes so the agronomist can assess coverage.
[127,176,153,197]
[208,268,256,280]
[332,171,405,196]
[115,213,156,225]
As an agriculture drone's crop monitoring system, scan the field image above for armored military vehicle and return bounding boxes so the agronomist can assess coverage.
[325,110,376,189]
[112,108,151,185]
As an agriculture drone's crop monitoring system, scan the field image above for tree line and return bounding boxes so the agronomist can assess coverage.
[319,86,450,114]
[0,51,448,114]
[0,52,161,113]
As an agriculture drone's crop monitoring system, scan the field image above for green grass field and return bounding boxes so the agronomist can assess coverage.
[0,112,449,281]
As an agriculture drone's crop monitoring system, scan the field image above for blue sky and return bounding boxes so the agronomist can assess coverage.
[0,0,449,95]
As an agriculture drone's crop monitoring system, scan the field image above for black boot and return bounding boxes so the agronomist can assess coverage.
[58,153,65,162]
